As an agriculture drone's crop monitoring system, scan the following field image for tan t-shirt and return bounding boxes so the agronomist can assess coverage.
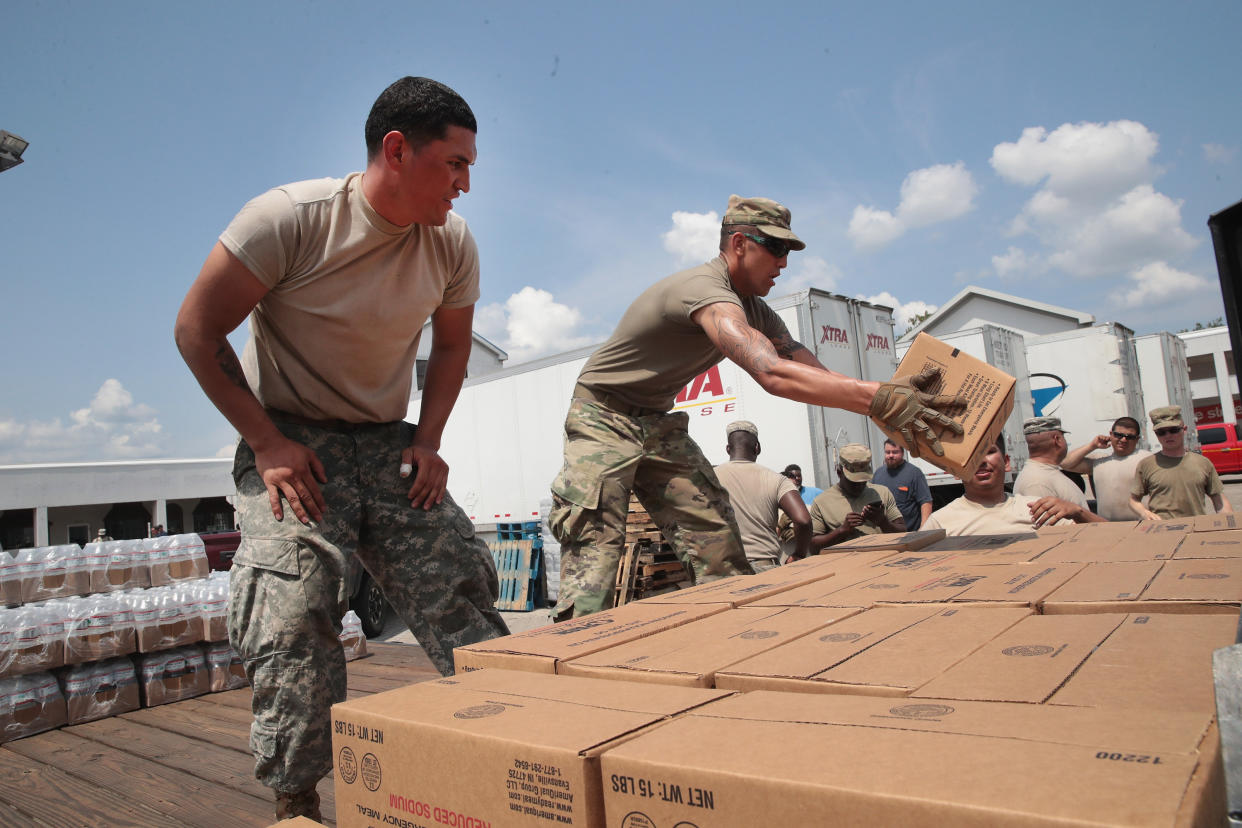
[1087,449,1151,521]
[1012,459,1089,509]
[575,256,791,411]
[220,173,480,422]
[1132,452,1223,519]
[713,460,798,563]
[809,485,902,546]
[923,494,1050,535]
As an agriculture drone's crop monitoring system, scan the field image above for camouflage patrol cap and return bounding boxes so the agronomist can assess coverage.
[723,195,806,251]
[837,443,873,483]
[726,420,758,438]
[1149,406,1184,429]
[1023,416,1068,436]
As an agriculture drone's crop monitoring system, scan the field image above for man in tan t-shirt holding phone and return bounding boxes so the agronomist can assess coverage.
[548,195,967,618]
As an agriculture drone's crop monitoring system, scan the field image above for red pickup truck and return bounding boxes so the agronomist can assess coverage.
[1198,422,1242,476]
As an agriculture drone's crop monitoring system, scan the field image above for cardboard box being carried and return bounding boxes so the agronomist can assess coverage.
[873,332,1016,478]
[453,601,727,674]
[599,691,1223,827]
[559,606,858,688]
[330,668,731,828]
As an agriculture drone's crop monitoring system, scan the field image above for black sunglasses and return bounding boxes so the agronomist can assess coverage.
[1154,426,1183,437]
[743,233,792,260]
[1110,431,1138,440]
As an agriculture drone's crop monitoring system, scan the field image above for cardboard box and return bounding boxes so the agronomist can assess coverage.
[1037,529,1183,564]
[715,605,1031,696]
[330,668,730,828]
[820,528,946,553]
[915,612,1236,712]
[1042,559,1242,614]
[915,533,1061,565]
[1192,514,1241,532]
[599,691,1223,827]
[816,562,1085,610]
[873,332,1016,477]
[1136,519,1197,535]
[453,602,727,674]
[559,606,857,688]
[636,555,842,608]
[1177,532,1242,559]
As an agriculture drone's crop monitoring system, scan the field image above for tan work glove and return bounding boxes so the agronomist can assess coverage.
[869,367,968,457]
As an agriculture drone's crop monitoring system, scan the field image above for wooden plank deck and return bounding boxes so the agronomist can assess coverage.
[0,642,441,827]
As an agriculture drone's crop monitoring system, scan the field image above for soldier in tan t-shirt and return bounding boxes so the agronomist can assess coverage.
[809,444,906,550]
[925,433,1104,535]
[713,421,811,570]
[175,78,508,822]
[548,195,967,618]
[1130,406,1231,519]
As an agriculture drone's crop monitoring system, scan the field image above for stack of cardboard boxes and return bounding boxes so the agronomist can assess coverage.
[330,339,1235,826]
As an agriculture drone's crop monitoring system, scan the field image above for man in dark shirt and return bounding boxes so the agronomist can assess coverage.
[871,439,933,530]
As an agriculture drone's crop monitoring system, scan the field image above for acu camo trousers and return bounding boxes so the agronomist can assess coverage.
[548,397,752,618]
[228,418,508,794]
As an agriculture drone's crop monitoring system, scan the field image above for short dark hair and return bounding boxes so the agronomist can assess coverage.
[996,432,1006,455]
[365,77,477,161]
[884,439,902,450]
[783,464,802,476]
[1112,416,1141,434]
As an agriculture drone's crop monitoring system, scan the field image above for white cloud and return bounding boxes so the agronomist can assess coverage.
[848,206,904,250]
[991,246,1045,279]
[1204,143,1236,165]
[1045,185,1199,277]
[848,162,977,250]
[0,379,166,464]
[1119,261,1212,308]
[990,120,1199,280]
[662,210,720,265]
[990,120,1158,202]
[474,287,593,364]
[777,255,842,295]
[896,162,978,227]
[856,291,937,334]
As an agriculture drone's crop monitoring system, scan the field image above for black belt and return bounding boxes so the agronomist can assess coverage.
[572,385,668,418]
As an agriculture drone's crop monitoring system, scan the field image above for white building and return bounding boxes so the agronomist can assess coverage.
[1181,326,1238,426]
[0,332,508,550]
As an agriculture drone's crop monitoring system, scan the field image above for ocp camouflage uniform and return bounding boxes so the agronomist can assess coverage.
[549,397,752,618]
[229,417,507,793]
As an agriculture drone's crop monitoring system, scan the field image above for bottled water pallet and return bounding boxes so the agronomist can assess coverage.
[489,539,544,611]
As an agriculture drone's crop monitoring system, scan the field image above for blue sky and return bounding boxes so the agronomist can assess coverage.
[2,0,1239,463]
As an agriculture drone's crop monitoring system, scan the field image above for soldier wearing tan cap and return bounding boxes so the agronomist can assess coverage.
[713,421,812,570]
[808,444,906,551]
[1130,406,1231,519]
[548,196,966,618]
[1013,416,1091,511]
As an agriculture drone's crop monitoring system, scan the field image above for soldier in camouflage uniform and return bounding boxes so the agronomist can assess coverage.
[551,195,967,618]
[176,78,508,822]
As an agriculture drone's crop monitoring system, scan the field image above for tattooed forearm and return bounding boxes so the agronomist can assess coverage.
[771,331,809,360]
[714,313,779,374]
[214,340,251,391]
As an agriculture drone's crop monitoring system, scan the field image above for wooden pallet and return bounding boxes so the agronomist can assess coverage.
[490,539,543,611]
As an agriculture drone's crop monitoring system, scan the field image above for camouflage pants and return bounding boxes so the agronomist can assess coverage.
[548,397,752,618]
[228,418,507,794]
